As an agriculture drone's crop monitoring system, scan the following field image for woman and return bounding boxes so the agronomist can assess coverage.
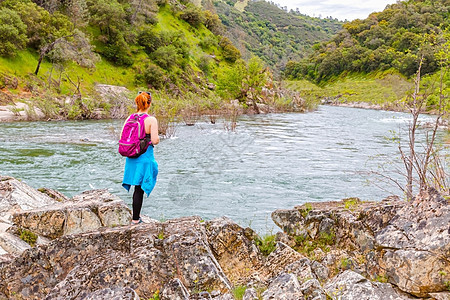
[122,92,159,224]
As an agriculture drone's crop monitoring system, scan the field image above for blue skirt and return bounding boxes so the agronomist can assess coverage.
[122,147,158,196]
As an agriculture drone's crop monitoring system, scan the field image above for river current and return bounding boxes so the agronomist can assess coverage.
[0,106,445,232]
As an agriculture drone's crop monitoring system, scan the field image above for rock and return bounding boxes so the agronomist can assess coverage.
[64,207,103,235]
[205,217,263,284]
[300,279,326,300]
[281,257,329,284]
[160,278,190,300]
[83,287,140,300]
[37,188,70,202]
[311,261,329,282]
[12,190,132,239]
[375,189,450,297]
[429,292,450,300]
[261,273,303,300]
[0,217,231,299]
[0,232,30,255]
[0,177,59,256]
[0,176,56,216]
[259,242,305,282]
[324,270,416,300]
[271,209,305,236]
[242,287,258,300]
[272,189,450,297]
[94,84,131,119]
[275,231,295,248]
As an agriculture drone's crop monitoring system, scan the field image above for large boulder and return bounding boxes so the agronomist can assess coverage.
[94,84,131,119]
[258,242,305,282]
[0,176,57,255]
[374,189,450,297]
[324,270,416,300]
[204,217,263,284]
[0,217,232,299]
[261,272,303,300]
[12,190,132,239]
[272,190,450,297]
[0,176,55,216]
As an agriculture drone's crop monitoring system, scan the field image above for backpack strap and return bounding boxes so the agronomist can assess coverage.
[137,113,150,137]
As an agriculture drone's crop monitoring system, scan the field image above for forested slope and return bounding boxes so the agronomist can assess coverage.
[0,0,325,121]
[203,0,342,74]
[285,0,450,82]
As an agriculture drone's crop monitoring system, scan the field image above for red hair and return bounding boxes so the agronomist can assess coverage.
[135,93,151,112]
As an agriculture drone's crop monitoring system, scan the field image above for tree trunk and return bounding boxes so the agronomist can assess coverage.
[34,53,45,75]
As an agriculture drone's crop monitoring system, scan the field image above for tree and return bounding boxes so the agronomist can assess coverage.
[151,45,182,70]
[219,36,241,63]
[398,51,448,200]
[87,0,126,40]
[179,3,205,27]
[203,10,223,35]
[0,8,28,56]
[67,0,89,27]
[35,29,99,75]
[242,56,268,113]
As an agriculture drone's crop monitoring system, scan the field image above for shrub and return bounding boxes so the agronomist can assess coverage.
[254,234,276,256]
[0,8,28,56]
[135,63,166,89]
[151,45,182,69]
[198,55,212,75]
[102,34,134,66]
[199,35,217,50]
[138,26,162,55]
[179,3,204,27]
[18,228,38,247]
[219,36,241,63]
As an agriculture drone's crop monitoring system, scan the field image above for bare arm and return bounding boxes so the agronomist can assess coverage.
[146,116,160,145]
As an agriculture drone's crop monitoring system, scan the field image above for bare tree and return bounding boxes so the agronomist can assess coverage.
[398,55,448,200]
[35,30,99,76]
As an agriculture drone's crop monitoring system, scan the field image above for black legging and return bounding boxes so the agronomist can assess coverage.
[132,185,144,221]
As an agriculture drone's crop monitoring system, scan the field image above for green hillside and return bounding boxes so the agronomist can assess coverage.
[203,0,342,74]
[285,0,450,82]
[0,0,321,122]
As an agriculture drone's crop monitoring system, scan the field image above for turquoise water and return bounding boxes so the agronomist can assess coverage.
[0,106,445,232]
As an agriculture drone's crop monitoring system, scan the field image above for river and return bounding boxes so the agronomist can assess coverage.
[0,106,445,233]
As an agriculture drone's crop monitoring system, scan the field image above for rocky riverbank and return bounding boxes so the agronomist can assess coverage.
[0,175,449,299]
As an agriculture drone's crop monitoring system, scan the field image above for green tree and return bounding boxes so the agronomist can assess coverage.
[87,0,126,40]
[151,45,182,70]
[102,33,134,66]
[179,3,204,27]
[216,60,247,100]
[0,8,27,56]
[219,36,241,63]
[138,26,162,55]
[203,10,223,35]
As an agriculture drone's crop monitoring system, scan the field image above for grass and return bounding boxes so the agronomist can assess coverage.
[285,70,412,107]
[254,234,277,256]
[18,228,38,247]
[375,274,388,283]
[231,285,247,300]
[343,197,360,211]
[294,230,335,258]
[340,257,351,270]
[148,290,160,300]
[300,203,313,218]
[234,0,249,12]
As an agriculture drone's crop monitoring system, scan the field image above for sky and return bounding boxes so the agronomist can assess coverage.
[271,0,399,21]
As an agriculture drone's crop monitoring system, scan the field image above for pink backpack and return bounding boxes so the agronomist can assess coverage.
[118,113,152,158]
